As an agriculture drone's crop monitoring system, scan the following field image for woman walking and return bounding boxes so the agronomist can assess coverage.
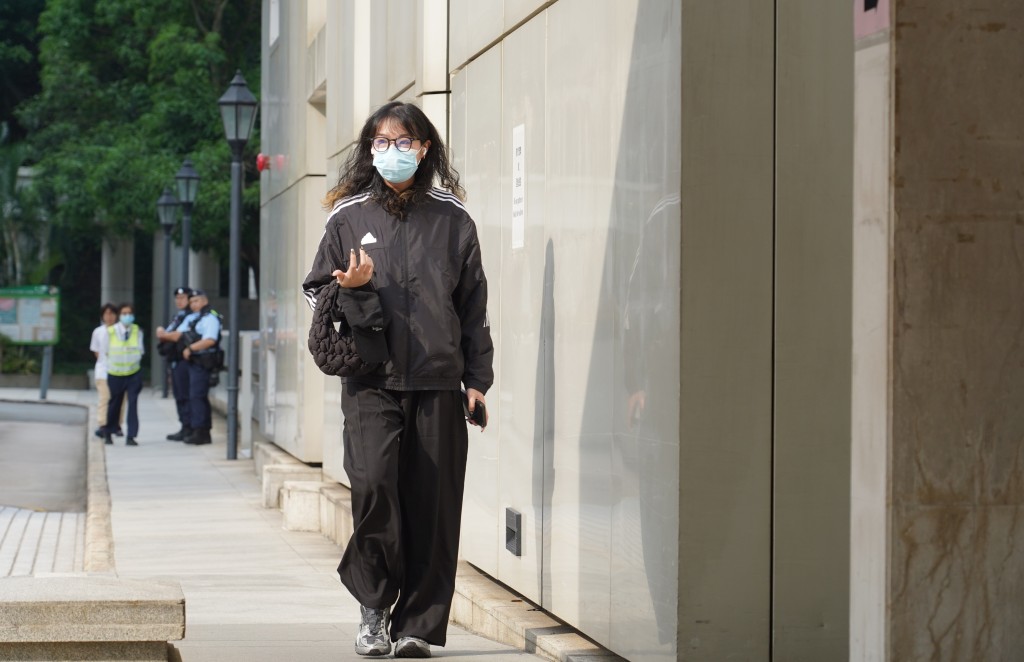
[302,101,493,658]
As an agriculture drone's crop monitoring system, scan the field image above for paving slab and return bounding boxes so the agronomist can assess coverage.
[0,508,84,577]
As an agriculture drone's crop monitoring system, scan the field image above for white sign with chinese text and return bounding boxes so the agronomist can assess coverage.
[512,124,525,250]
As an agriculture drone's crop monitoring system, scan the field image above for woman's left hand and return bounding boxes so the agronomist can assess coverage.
[466,388,487,428]
[332,248,374,288]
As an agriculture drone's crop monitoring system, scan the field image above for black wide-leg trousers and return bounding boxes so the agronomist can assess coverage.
[338,382,469,646]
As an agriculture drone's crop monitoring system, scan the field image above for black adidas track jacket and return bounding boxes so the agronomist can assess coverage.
[302,188,494,395]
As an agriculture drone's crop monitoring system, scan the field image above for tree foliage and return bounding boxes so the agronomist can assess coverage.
[18,0,262,270]
[1,0,261,367]
[0,123,47,287]
[0,0,44,142]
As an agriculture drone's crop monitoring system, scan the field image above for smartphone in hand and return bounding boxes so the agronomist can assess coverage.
[462,391,487,429]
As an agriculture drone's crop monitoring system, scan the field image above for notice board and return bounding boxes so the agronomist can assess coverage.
[0,285,60,345]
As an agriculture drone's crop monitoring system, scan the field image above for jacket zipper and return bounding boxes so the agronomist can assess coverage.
[402,219,412,385]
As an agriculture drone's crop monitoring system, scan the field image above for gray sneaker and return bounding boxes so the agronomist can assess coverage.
[355,605,391,656]
[394,636,431,658]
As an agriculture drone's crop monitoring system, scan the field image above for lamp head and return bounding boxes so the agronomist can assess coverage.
[219,70,259,148]
[156,187,179,229]
[175,158,200,205]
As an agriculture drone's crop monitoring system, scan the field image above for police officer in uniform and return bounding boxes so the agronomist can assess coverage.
[156,286,194,441]
[178,289,222,445]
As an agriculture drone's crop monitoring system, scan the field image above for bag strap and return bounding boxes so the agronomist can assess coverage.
[194,307,224,347]
[314,280,349,329]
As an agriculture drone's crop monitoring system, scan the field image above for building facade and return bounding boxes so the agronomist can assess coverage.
[258,1,1024,660]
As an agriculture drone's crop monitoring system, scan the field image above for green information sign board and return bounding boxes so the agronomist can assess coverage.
[0,285,60,345]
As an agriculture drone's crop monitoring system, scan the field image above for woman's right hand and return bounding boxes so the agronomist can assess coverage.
[332,248,374,288]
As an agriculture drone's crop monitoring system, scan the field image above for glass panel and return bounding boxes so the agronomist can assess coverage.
[220,105,239,142]
[239,105,258,141]
[175,179,189,205]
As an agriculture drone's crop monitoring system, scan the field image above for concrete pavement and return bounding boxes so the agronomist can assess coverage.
[0,387,542,661]
[0,400,86,512]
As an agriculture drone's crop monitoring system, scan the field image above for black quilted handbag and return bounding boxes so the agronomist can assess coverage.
[306,280,380,377]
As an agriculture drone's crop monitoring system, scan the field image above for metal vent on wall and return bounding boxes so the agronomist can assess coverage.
[505,508,522,556]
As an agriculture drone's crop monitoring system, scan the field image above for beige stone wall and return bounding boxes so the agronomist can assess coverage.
[851,31,892,662]
[891,2,1024,659]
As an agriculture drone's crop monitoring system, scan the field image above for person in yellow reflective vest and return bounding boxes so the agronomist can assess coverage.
[100,302,145,446]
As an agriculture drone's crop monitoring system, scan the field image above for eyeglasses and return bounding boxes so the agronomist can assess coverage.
[371,136,418,152]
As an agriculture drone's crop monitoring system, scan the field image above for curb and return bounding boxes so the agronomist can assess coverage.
[84,424,115,574]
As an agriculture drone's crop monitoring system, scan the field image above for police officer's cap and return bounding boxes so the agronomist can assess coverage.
[189,288,207,298]
[173,286,193,296]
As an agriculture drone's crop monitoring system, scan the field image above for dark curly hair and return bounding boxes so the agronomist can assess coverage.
[323,102,464,216]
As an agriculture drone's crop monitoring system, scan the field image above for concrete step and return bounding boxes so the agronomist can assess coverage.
[256,440,325,509]
[319,484,353,547]
[0,575,185,661]
[280,481,333,532]
[452,562,627,662]
[253,440,301,476]
[262,464,323,509]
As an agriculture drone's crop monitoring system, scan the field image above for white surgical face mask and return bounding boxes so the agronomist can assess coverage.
[373,146,421,183]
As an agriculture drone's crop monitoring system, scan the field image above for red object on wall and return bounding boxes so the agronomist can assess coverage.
[257,153,270,171]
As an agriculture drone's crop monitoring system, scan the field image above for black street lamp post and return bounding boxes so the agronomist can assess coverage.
[175,159,200,283]
[219,69,258,460]
[157,187,180,399]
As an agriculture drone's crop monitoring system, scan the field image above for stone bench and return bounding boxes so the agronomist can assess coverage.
[0,576,185,661]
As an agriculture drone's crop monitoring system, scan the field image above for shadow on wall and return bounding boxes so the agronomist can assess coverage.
[571,2,682,660]
[534,239,554,603]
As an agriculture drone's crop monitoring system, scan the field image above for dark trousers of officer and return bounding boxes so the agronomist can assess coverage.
[338,383,469,647]
[186,359,212,430]
[171,360,191,427]
[105,371,143,438]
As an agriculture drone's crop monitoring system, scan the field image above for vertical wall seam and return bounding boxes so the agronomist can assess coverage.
[885,3,896,657]
[541,8,548,610]
[770,0,779,659]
